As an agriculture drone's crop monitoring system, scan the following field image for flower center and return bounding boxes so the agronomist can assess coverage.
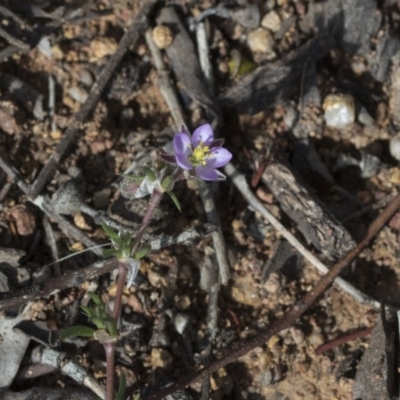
[190,143,210,166]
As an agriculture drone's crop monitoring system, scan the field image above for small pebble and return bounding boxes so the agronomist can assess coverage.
[264,272,285,294]
[147,266,166,288]
[78,70,94,87]
[174,294,191,310]
[93,188,112,209]
[323,93,355,128]
[173,312,190,334]
[73,212,91,230]
[150,348,173,368]
[290,327,305,345]
[390,134,400,161]
[89,38,118,61]
[261,10,282,32]
[68,86,88,104]
[50,129,62,140]
[247,27,274,55]
[9,205,36,235]
[152,25,174,49]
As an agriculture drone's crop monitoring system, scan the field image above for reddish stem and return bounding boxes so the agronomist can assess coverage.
[130,189,164,255]
[106,189,164,399]
[112,262,128,320]
[315,327,373,355]
[104,342,116,400]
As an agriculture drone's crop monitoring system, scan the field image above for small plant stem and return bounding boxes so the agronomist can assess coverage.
[315,327,373,355]
[130,189,164,255]
[105,189,164,399]
[112,262,128,320]
[104,342,116,400]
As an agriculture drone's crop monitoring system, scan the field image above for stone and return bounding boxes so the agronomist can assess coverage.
[150,348,173,368]
[247,27,274,55]
[152,25,173,49]
[261,11,282,32]
[323,93,355,128]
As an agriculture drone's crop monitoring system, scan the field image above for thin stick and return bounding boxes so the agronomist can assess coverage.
[0,5,33,30]
[29,0,158,198]
[31,347,104,398]
[315,327,373,355]
[196,22,214,95]
[42,215,61,276]
[342,191,398,223]
[143,171,400,400]
[0,26,30,50]
[200,256,219,400]
[144,29,185,128]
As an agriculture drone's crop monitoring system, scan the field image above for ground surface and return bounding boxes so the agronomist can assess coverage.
[0,0,400,399]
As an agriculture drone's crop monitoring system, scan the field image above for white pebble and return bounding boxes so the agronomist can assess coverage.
[390,134,400,161]
[68,86,88,104]
[247,27,274,54]
[323,93,355,128]
[261,11,282,33]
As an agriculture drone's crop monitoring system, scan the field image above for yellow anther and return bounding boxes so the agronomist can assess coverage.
[191,143,211,166]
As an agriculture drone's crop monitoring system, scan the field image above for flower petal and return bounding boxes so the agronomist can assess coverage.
[210,138,225,148]
[173,133,192,155]
[159,153,177,164]
[206,148,232,168]
[195,165,219,180]
[215,170,227,181]
[192,124,214,147]
[176,154,193,170]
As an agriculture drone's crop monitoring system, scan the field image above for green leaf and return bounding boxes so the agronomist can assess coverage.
[167,191,181,212]
[120,174,144,182]
[87,292,103,307]
[101,222,119,242]
[102,248,119,259]
[60,326,96,340]
[91,317,105,330]
[115,372,127,400]
[143,166,156,182]
[81,306,96,319]
[104,317,118,336]
[161,174,175,191]
[133,244,151,259]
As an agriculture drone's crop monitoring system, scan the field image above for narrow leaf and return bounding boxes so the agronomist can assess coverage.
[161,174,175,191]
[120,174,144,182]
[101,222,118,242]
[133,244,151,259]
[167,191,181,212]
[60,326,96,340]
[115,372,127,400]
[87,292,103,307]
[81,306,96,319]
[143,166,156,181]
[102,249,119,259]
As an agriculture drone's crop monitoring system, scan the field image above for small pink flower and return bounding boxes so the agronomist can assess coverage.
[173,124,232,181]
